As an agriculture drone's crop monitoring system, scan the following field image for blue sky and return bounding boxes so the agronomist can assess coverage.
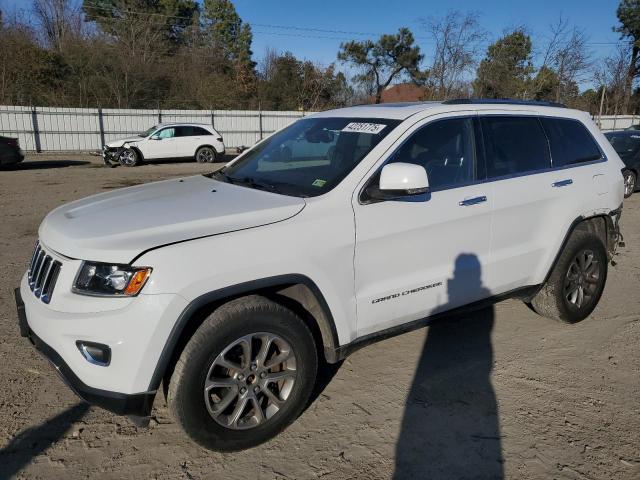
[1,0,625,85]
[234,0,623,70]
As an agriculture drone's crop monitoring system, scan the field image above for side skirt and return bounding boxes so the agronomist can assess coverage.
[330,285,540,362]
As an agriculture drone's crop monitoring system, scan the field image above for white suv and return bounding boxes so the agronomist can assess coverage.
[16,100,624,451]
[102,123,225,167]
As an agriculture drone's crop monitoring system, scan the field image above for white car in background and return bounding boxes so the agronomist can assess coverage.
[102,123,225,167]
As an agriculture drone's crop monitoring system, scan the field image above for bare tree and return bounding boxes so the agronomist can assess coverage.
[421,11,486,100]
[32,0,83,51]
[595,44,631,115]
[537,16,592,103]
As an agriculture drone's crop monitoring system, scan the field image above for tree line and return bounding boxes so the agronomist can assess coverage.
[0,0,351,110]
[1,0,640,115]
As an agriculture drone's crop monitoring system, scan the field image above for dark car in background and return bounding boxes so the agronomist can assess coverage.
[605,130,640,197]
[0,136,24,167]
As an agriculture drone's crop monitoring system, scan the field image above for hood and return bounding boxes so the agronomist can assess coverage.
[106,136,145,147]
[39,176,306,264]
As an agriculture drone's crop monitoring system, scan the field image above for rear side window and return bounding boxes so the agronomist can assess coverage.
[193,127,212,136]
[481,116,550,178]
[540,118,602,166]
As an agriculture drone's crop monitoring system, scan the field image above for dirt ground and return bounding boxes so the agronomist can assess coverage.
[0,154,638,480]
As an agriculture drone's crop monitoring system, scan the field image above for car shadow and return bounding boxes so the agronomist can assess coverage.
[393,254,504,479]
[1,160,91,170]
[0,402,89,477]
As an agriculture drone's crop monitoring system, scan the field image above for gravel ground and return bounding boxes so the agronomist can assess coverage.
[0,154,639,479]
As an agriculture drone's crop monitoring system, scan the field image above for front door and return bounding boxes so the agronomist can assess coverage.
[353,114,493,337]
[145,126,177,159]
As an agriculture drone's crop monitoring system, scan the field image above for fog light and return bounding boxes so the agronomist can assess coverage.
[76,341,111,366]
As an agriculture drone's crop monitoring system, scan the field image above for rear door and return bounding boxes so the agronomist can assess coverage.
[353,113,494,337]
[482,114,604,294]
[173,126,196,157]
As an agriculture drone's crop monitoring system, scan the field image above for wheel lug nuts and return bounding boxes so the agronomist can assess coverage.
[250,363,257,371]
[240,387,247,394]
[260,372,266,379]
[253,386,260,393]
[237,374,244,381]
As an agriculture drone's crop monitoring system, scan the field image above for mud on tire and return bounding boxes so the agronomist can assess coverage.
[529,228,608,323]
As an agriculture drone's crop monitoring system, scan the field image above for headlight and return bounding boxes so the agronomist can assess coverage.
[73,262,152,297]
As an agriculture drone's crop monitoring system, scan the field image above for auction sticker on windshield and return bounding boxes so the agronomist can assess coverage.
[342,122,387,134]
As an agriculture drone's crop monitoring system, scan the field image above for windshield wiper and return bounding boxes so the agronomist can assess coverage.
[234,176,282,194]
[211,171,282,194]
[211,170,234,184]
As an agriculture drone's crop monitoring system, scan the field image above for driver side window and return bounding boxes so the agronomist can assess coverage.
[157,127,176,139]
[388,117,476,190]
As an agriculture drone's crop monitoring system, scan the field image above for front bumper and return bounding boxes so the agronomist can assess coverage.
[102,145,121,164]
[15,287,155,416]
[16,267,188,417]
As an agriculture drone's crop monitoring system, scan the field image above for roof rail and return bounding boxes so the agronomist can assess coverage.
[442,98,567,108]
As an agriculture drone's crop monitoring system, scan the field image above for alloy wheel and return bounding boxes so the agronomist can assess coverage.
[119,149,136,166]
[564,249,601,309]
[197,148,214,163]
[204,332,297,430]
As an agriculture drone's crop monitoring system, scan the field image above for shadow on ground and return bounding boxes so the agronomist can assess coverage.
[0,403,89,478]
[1,160,91,170]
[394,254,503,479]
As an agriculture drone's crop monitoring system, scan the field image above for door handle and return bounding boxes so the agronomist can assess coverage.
[459,196,487,206]
[552,179,573,187]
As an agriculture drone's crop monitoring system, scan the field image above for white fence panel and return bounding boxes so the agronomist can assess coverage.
[595,115,639,132]
[5,105,640,152]
[0,106,37,151]
[0,105,316,152]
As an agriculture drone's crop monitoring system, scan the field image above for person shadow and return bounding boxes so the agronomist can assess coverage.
[393,253,504,480]
[0,402,89,478]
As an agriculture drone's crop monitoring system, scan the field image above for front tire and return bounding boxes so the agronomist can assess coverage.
[623,169,636,198]
[118,148,139,167]
[529,229,608,323]
[167,296,318,451]
[195,146,217,163]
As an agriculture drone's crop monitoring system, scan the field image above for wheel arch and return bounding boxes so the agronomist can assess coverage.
[148,274,340,393]
[129,145,145,161]
[196,144,221,155]
[541,212,618,288]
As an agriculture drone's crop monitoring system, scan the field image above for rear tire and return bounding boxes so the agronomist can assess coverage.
[167,295,318,451]
[195,146,217,163]
[529,229,608,323]
[623,169,636,198]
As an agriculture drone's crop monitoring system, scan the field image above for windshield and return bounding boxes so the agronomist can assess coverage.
[139,125,158,137]
[605,132,640,159]
[212,117,400,197]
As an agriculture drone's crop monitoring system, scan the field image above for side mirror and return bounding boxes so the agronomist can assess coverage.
[366,162,429,200]
[150,135,161,140]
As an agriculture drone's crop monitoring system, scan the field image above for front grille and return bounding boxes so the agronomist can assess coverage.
[27,242,62,304]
